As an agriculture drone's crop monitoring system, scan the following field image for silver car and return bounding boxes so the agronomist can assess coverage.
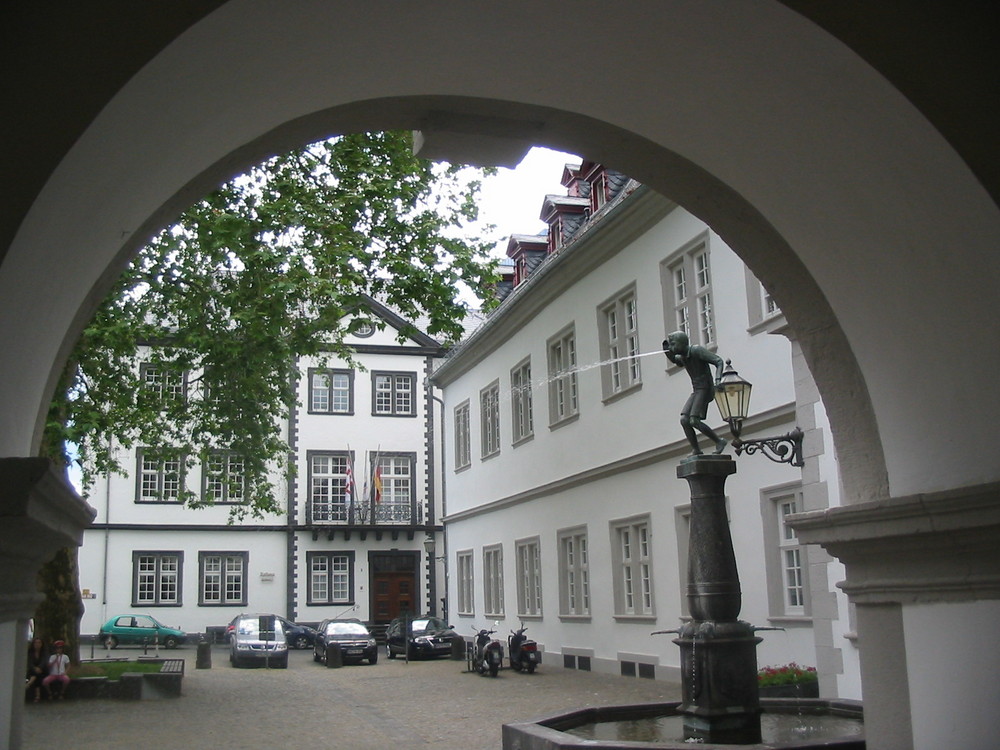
[229,613,289,668]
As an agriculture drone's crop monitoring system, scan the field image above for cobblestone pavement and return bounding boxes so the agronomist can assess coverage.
[21,644,682,750]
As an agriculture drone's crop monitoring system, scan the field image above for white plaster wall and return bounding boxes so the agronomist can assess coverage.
[444,210,795,518]
[445,440,819,674]
[295,350,431,470]
[78,529,288,635]
[86,459,287,527]
[293,534,431,624]
[905,600,1000,750]
[443,200,832,678]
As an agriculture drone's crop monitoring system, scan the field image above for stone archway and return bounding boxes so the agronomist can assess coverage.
[3,4,998,749]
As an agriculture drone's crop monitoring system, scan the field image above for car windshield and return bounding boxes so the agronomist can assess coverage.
[410,618,445,633]
[237,617,284,636]
[326,622,369,636]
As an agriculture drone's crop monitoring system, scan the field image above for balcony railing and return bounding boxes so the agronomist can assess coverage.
[310,500,424,526]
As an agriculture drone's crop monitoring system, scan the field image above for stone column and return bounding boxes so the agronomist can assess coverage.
[0,458,96,750]
[673,454,762,744]
[792,480,1000,750]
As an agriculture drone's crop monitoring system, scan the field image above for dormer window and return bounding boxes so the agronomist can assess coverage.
[590,172,608,213]
[548,216,564,253]
[515,256,528,286]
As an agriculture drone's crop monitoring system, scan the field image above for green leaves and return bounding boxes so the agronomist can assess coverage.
[47,131,499,519]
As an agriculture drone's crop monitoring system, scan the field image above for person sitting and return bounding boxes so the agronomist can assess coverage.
[25,638,48,702]
[41,640,70,699]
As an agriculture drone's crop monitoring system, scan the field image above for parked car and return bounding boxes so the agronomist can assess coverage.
[386,616,457,659]
[98,614,186,649]
[277,616,317,649]
[313,619,378,665]
[229,613,288,668]
[225,614,316,649]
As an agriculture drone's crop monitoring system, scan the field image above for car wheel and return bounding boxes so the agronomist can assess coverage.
[102,635,118,649]
[163,636,179,649]
[230,652,239,667]
[313,649,320,663]
[293,635,309,650]
[275,658,288,669]
[369,651,378,665]
[387,645,395,659]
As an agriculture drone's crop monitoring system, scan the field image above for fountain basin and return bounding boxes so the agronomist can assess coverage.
[502,698,863,749]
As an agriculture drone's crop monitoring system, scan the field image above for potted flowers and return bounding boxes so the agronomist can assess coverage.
[757,662,819,698]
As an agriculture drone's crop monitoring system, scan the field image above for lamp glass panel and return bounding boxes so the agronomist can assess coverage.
[714,381,751,421]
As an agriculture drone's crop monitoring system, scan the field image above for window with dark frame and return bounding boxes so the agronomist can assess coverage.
[199,552,248,606]
[140,362,187,404]
[203,451,245,504]
[308,452,351,523]
[309,368,354,414]
[136,448,185,503]
[132,551,182,607]
[307,551,355,605]
[372,372,416,416]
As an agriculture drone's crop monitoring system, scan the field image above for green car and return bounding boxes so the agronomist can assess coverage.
[99,614,186,649]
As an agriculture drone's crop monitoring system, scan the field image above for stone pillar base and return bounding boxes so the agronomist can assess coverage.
[673,619,763,744]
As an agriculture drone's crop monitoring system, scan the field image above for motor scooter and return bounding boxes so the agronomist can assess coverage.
[469,627,503,677]
[507,624,540,673]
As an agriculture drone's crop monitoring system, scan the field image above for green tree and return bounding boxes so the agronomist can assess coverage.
[34,131,498,654]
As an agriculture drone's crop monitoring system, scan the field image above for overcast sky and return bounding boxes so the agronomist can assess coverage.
[474,146,581,258]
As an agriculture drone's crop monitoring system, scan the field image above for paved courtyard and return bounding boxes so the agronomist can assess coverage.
[21,644,682,749]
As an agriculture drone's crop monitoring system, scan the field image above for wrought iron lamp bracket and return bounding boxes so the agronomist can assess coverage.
[731,427,804,468]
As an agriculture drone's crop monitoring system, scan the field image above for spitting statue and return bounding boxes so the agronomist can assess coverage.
[663,331,728,457]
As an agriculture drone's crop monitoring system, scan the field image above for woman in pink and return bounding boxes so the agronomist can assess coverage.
[42,640,70,699]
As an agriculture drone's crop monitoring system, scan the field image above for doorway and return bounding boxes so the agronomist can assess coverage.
[370,551,418,624]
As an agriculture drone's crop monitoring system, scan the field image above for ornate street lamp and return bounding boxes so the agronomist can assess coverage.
[714,361,804,467]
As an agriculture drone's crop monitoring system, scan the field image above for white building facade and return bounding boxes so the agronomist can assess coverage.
[433,164,860,699]
[79,298,446,638]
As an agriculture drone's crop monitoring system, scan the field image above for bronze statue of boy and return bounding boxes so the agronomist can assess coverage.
[663,331,728,457]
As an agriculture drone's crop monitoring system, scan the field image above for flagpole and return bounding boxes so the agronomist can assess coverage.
[362,450,375,522]
[346,444,356,525]
[372,444,382,523]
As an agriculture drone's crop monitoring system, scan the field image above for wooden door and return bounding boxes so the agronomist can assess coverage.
[372,570,415,623]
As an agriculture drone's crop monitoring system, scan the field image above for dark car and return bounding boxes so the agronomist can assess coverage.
[276,616,317,649]
[313,619,378,665]
[386,616,457,659]
[226,614,316,649]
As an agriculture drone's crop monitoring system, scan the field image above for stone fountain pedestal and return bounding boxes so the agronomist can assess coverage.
[674,454,762,744]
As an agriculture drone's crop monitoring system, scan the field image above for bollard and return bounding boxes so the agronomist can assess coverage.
[325,643,343,668]
[196,638,212,669]
[450,636,465,661]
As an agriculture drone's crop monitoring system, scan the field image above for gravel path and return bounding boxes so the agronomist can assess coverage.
[22,644,682,750]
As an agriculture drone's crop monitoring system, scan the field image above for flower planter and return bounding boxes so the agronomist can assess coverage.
[758,681,819,699]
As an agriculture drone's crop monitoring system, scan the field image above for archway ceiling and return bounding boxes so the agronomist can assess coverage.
[5,1,996,260]
[1,1,997,503]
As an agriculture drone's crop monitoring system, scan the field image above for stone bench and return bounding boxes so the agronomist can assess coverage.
[66,658,185,700]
